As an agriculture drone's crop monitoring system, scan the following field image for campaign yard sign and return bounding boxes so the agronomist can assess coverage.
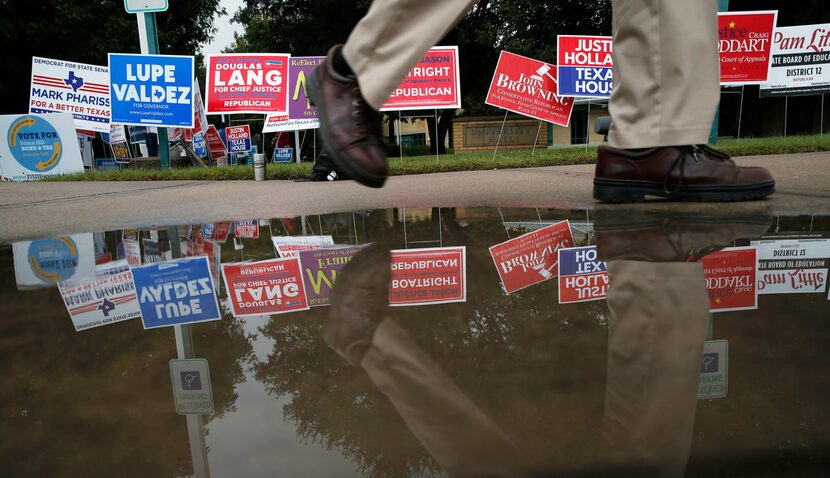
[272,235,335,258]
[390,247,466,306]
[225,125,251,153]
[718,11,778,84]
[263,56,324,133]
[700,247,758,313]
[222,258,309,317]
[132,256,221,329]
[192,78,208,135]
[557,246,609,304]
[380,47,462,111]
[760,23,830,97]
[556,36,613,98]
[193,133,207,157]
[299,245,367,307]
[234,220,259,239]
[123,238,141,267]
[489,220,575,294]
[13,233,96,290]
[272,147,293,163]
[486,51,575,126]
[751,234,829,294]
[0,113,84,181]
[206,53,290,114]
[108,53,195,127]
[59,270,141,332]
[205,125,228,165]
[29,57,111,132]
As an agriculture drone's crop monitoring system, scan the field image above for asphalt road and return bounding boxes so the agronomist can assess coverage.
[0,152,828,242]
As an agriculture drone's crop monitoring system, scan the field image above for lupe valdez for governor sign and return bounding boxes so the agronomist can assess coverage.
[0,113,84,181]
[380,47,461,111]
[556,36,612,98]
[206,53,290,115]
[718,11,778,85]
[108,53,194,127]
[29,57,111,132]
[760,23,830,97]
[486,51,575,127]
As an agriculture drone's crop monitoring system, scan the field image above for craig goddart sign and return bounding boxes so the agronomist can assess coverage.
[206,53,290,115]
[29,57,111,132]
[556,36,613,98]
[718,11,778,84]
[380,46,462,111]
[108,53,195,127]
[700,247,758,313]
[760,23,830,97]
[486,51,575,127]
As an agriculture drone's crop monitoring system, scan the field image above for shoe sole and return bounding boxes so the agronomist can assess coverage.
[593,178,775,203]
[307,72,387,189]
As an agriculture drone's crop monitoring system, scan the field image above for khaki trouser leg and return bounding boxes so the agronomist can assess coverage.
[608,0,720,148]
[602,261,709,476]
[342,0,477,109]
[360,319,536,477]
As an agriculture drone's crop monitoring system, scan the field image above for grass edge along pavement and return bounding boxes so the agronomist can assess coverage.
[44,134,830,182]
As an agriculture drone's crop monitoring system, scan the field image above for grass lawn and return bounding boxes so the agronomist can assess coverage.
[44,134,830,182]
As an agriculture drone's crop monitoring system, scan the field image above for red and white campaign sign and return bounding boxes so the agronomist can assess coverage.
[486,51,575,127]
[389,247,466,306]
[718,11,778,84]
[205,124,228,165]
[700,247,758,313]
[380,46,461,111]
[234,220,260,239]
[221,258,309,317]
[206,53,290,114]
[557,246,609,304]
[556,35,613,98]
[489,220,575,294]
[192,78,208,135]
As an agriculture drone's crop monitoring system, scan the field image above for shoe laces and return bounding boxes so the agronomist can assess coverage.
[663,145,734,194]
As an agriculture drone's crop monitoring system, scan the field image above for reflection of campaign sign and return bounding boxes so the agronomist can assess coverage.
[272,147,293,163]
[557,246,609,303]
[29,57,111,132]
[234,220,259,239]
[205,125,228,165]
[222,258,309,317]
[209,222,232,243]
[556,36,613,98]
[760,23,830,97]
[390,247,466,306]
[698,340,729,400]
[718,11,778,84]
[59,270,141,332]
[272,235,335,258]
[169,359,213,415]
[124,238,141,267]
[700,247,758,312]
[299,245,367,307]
[13,233,96,290]
[225,124,251,153]
[751,234,829,294]
[486,51,575,126]
[380,47,462,111]
[263,56,323,133]
[489,220,575,294]
[0,113,84,181]
[108,53,194,127]
[206,53,290,114]
[132,256,221,329]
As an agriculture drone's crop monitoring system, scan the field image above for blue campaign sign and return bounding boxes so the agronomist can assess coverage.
[132,256,221,329]
[193,133,207,157]
[558,246,607,276]
[272,147,293,163]
[556,36,613,98]
[109,53,195,128]
[95,158,122,170]
[128,125,148,144]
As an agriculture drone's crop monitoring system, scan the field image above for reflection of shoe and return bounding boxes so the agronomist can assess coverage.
[594,213,772,262]
[308,45,388,188]
[593,145,775,203]
[323,243,390,366]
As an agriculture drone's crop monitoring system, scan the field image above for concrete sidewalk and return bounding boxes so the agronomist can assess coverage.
[0,152,828,242]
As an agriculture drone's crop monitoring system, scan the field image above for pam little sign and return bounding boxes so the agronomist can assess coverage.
[486,51,574,126]
[380,46,461,111]
[205,53,290,114]
[556,36,613,98]
[718,11,778,84]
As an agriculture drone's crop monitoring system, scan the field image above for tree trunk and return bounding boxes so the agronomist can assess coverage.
[427,109,455,154]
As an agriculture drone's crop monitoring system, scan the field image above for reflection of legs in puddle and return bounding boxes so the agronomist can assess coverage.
[324,244,536,477]
[602,260,709,476]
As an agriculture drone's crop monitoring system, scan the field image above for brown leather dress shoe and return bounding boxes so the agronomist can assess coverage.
[308,45,388,188]
[323,243,390,366]
[593,145,775,203]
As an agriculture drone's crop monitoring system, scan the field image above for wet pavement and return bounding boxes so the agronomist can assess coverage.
[2,207,830,477]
